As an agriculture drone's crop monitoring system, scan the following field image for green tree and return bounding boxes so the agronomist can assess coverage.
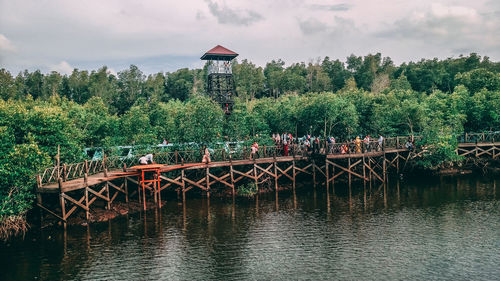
[166,68,194,101]
[179,96,224,142]
[454,68,500,94]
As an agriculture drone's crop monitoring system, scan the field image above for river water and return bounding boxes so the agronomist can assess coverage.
[1,175,499,281]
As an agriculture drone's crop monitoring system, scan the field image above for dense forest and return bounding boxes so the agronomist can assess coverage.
[1,53,499,237]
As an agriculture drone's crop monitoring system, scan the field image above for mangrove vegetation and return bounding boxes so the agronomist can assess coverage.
[0,53,499,238]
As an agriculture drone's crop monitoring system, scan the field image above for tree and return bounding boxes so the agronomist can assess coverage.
[0,69,16,100]
[264,59,285,98]
[179,96,224,142]
[88,66,118,108]
[321,57,350,92]
[454,68,500,94]
[166,68,194,101]
[306,62,331,93]
[114,65,145,114]
[232,59,265,101]
[144,72,167,102]
[42,71,63,98]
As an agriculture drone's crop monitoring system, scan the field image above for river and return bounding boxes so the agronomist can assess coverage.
[1,175,499,281]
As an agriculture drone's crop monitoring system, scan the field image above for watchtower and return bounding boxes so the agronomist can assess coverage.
[201,45,238,114]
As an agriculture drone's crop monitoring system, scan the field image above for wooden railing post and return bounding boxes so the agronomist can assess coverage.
[84,160,88,174]
[103,153,108,177]
[396,136,400,148]
[63,164,67,181]
[36,174,42,190]
[175,151,178,164]
[56,145,60,180]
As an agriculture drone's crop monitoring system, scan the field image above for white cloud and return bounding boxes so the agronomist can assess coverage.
[0,34,16,52]
[0,0,498,73]
[430,3,478,21]
[50,61,74,75]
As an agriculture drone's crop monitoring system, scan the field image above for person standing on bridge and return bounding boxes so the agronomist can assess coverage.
[139,153,155,165]
[202,145,211,164]
[363,135,371,152]
[355,136,362,153]
[251,141,259,160]
[378,135,384,151]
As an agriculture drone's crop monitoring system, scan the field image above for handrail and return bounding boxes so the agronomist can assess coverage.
[37,132,498,186]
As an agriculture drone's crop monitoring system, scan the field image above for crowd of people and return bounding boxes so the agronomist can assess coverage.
[139,134,416,165]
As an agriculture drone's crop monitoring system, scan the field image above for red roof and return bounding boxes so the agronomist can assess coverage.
[201,45,238,60]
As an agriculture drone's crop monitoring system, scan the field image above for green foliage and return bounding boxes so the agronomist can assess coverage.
[0,53,499,223]
[0,139,50,217]
[454,68,500,94]
[416,120,463,169]
[179,96,224,142]
[237,182,257,197]
[166,68,194,101]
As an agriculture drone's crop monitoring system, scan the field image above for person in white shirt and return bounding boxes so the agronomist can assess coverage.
[139,153,155,165]
[378,135,384,151]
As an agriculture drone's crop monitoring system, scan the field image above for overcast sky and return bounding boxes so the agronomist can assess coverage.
[0,0,499,75]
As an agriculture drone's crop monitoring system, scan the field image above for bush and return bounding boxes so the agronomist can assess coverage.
[237,182,257,197]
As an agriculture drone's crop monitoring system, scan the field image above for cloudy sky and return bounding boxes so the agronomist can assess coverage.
[0,0,499,75]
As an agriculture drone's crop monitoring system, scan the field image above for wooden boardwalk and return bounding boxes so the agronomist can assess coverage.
[35,139,500,225]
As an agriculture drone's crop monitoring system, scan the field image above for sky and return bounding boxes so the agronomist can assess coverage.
[0,0,499,75]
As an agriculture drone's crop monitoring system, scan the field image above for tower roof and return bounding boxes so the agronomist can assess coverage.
[201,45,238,61]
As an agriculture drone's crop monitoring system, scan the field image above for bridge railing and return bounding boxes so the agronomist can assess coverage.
[459,132,499,143]
[37,133,496,186]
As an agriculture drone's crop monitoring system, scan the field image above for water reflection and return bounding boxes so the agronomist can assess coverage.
[1,175,499,281]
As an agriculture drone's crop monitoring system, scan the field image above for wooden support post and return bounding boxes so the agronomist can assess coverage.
[254,163,259,192]
[153,175,158,205]
[63,164,67,181]
[326,159,329,190]
[396,152,399,174]
[85,160,88,174]
[36,174,43,223]
[181,169,186,203]
[292,160,296,191]
[312,159,316,187]
[137,176,141,205]
[332,162,335,193]
[105,182,111,210]
[383,154,387,184]
[157,170,162,208]
[58,178,66,227]
[142,174,146,211]
[124,177,129,204]
[84,173,89,220]
[206,167,210,198]
[274,160,278,192]
[348,158,351,187]
[363,156,366,183]
[230,164,235,196]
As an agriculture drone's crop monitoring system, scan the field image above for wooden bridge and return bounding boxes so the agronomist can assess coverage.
[36,133,500,226]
